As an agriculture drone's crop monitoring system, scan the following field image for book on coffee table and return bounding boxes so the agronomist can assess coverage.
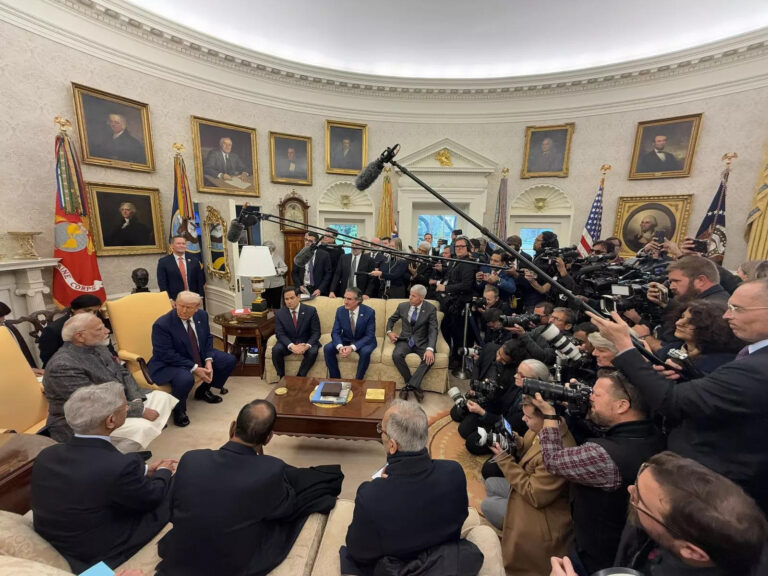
[311,381,352,405]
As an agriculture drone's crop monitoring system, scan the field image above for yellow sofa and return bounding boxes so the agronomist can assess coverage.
[264,297,450,393]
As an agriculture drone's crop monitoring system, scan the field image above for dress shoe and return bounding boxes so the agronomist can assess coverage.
[218,386,229,395]
[399,388,410,400]
[413,388,424,403]
[195,389,223,404]
[173,411,190,427]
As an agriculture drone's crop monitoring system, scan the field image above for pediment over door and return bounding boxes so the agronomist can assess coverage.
[396,138,498,174]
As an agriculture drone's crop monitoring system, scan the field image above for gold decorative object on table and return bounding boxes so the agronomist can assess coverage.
[8,232,42,259]
[436,148,453,166]
[365,388,386,402]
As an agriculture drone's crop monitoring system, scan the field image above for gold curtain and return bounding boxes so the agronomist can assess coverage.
[377,169,395,238]
[745,149,768,260]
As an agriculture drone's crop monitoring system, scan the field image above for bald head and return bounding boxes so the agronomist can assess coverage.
[723,280,768,343]
[233,400,276,446]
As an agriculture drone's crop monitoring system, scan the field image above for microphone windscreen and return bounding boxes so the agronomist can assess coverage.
[354,160,383,191]
[293,246,314,268]
[227,220,246,243]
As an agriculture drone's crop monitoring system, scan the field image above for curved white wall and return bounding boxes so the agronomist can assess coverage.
[1,0,767,295]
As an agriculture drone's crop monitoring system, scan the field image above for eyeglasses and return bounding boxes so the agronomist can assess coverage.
[376,422,387,435]
[726,303,768,314]
[629,463,685,541]
[454,243,468,249]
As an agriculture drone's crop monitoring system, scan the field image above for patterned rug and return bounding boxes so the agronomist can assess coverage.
[428,410,488,512]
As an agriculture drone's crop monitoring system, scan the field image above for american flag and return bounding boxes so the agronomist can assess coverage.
[577,178,604,257]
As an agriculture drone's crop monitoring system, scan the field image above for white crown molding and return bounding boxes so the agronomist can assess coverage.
[4,0,768,121]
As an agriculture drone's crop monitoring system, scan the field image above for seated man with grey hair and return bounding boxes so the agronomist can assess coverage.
[44,312,177,451]
[32,382,176,573]
[385,284,438,402]
[341,399,485,575]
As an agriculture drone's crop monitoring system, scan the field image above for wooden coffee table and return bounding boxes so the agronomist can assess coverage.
[265,376,395,440]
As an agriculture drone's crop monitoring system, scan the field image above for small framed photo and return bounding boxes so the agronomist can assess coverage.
[629,113,702,179]
[86,183,165,256]
[270,132,312,185]
[520,123,574,178]
[191,116,259,196]
[71,83,155,172]
[326,120,367,175]
[612,194,694,257]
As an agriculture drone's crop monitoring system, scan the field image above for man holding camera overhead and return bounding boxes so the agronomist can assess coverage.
[526,370,665,576]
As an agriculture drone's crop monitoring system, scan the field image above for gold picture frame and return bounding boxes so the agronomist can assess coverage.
[628,113,702,180]
[326,119,367,175]
[269,132,312,186]
[612,194,694,257]
[520,123,575,178]
[72,83,155,172]
[86,183,165,256]
[202,206,231,282]
[191,116,259,196]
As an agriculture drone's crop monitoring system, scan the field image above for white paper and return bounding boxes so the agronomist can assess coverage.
[224,177,251,190]
[372,465,386,479]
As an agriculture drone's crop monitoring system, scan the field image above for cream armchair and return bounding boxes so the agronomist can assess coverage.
[0,327,48,434]
[264,297,450,393]
[105,291,173,392]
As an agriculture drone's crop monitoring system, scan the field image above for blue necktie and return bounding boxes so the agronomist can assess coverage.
[408,306,418,348]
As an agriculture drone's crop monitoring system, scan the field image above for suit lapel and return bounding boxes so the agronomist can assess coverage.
[174,312,195,358]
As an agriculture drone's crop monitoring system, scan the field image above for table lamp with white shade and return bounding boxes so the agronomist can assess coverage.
[237,245,276,317]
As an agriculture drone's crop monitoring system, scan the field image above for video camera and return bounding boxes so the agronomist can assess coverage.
[521,378,592,418]
[447,375,503,417]
[538,246,581,266]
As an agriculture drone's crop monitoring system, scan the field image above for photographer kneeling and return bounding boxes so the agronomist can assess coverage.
[531,370,665,576]
[482,394,576,576]
[449,340,526,453]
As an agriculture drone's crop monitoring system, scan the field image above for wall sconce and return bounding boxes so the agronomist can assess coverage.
[534,197,547,212]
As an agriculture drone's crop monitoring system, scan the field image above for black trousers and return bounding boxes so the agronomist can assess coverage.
[392,341,432,390]
[271,342,319,379]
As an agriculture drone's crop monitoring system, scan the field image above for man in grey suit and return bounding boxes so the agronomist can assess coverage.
[385,285,438,402]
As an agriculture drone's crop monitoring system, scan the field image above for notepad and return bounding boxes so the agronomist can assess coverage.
[79,562,114,576]
[365,388,386,402]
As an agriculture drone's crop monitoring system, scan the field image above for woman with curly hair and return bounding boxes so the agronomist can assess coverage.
[656,300,744,374]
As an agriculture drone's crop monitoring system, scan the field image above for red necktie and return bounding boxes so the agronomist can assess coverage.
[186,320,202,365]
[292,310,298,329]
[178,256,189,291]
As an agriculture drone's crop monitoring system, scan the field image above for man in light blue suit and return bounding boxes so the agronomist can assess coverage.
[324,287,377,380]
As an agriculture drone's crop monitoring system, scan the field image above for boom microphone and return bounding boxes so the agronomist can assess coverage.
[293,236,323,268]
[354,144,400,191]
[226,219,246,243]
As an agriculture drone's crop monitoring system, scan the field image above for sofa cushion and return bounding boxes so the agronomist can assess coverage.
[114,522,170,574]
[0,511,71,572]
[268,512,328,576]
[0,556,73,575]
[380,339,449,369]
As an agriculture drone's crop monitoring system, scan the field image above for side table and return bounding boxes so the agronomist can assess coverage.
[213,311,275,379]
[0,433,56,514]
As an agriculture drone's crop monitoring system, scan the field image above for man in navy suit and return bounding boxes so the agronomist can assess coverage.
[202,137,250,182]
[324,287,377,380]
[329,238,375,299]
[292,231,332,296]
[148,291,236,427]
[157,235,206,301]
[32,382,175,573]
[271,286,321,381]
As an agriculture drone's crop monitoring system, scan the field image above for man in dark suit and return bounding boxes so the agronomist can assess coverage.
[292,231,332,296]
[37,294,103,367]
[274,146,307,180]
[636,134,682,173]
[105,201,152,246]
[271,286,321,381]
[203,136,250,182]
[332,136,361,170]
[156,400,304,576]
[32,382,175,573]
[148,291,236,427]
[329,238,375,298]
[341,400,482,575]
[324,287,377,380]
[591,278,768,514]
[318,229,344,283]
[385,285,438,402]
[93,113,146,164]
[157,235,206,301]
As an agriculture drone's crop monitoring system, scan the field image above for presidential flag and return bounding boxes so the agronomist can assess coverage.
[168,152,200,254]
[52,124,106,307]
[695,166,729,258]
[577,177,605,257]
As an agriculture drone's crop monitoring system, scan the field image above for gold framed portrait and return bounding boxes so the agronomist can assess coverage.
[191,116,259,196]
[628,113,702,180]
[72,83,155,172]
[86,183,165,256]
[270,132,312,185]
[326,120,367,175]
[612,194,694,257]
[520,123,575,178]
